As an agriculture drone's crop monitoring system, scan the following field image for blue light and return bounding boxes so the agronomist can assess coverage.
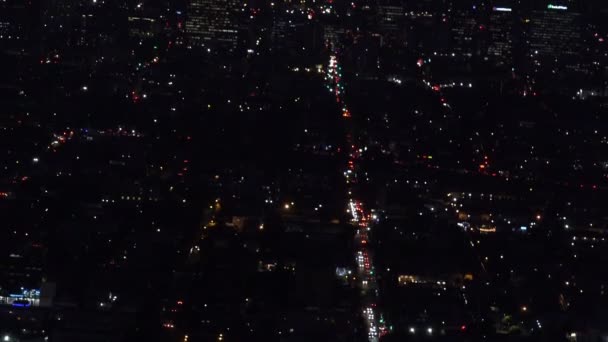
[12,303,30,307]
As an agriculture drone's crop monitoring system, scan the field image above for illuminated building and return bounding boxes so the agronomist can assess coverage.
[377,4,406,46]
[378,4,405,32]
[0,0,39,52]
[186,0,239,52]
[272,13,321,52]
[40,0,126,51]
[449,9,477,57]
[527,4,581,62]
[487,6,514,65]
[128,16,160,39]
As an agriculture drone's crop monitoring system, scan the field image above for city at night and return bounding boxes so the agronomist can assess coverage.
[1,0,608,341]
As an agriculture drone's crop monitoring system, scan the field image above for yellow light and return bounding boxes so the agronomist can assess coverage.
[284,204,290,209]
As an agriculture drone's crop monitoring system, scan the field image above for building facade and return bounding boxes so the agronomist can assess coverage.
[186,0,240,52]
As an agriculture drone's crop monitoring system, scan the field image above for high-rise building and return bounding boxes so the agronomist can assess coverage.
[272,14,321,53]
[378,5,405,32]
[377,3,406,47]
[186,0,240,52]
[527,3,581,62]
[0,0,40,53]
[449,9,478,57]
[487,6,514,65]
[40,0,126,53]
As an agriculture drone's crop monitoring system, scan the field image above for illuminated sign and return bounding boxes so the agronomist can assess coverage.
[547,4,567,10]
[493,7,512,12]
[12,302,31,307]
[10,289,40,299]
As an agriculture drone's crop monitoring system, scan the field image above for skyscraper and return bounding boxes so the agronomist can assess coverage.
[487,6,514,66]
[527,3,581,62]
[0,0,39,53]
[186,0,240,52]
[377,2,406,47]
[449,9,477,57]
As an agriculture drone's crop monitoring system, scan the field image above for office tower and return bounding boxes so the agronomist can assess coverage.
[272,15,320,53]
[487,6,514,65]
[377,2,406,47]
[378,4,405,32]
[0,0,39,53]
[186,0,240,52]
[450,9,477,57]
[527,3,581,62]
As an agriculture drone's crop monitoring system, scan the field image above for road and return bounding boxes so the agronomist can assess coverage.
[327,53,386,342]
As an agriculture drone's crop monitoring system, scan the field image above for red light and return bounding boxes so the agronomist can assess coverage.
[461,325,466,331]
[479,164,486,169]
